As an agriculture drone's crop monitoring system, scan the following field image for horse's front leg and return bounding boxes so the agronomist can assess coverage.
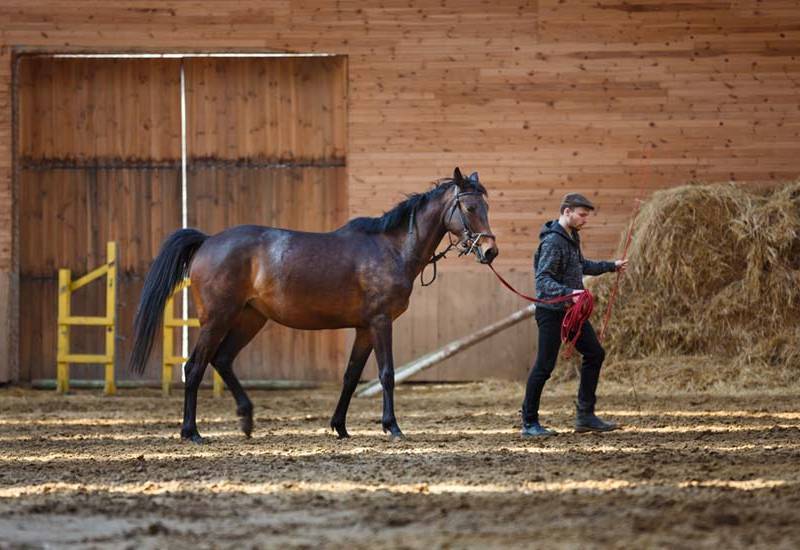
[330,328,373,439]
[370,315,403,440]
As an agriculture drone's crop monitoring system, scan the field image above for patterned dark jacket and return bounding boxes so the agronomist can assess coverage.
[534,220,616,311]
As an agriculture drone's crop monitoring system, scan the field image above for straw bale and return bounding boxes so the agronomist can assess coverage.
[587,181,800,389]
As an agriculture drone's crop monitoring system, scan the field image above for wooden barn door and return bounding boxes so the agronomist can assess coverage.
[17,55,347,384]
[184,57,348,381]
[17,57,183,383]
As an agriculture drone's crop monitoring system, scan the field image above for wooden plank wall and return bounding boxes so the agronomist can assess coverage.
[2,1,800,383]
[186,169,348,382]
[17,58,183,382]
[186,57,347,162]
[18,59,182,162]
[19,169,182,381]
[0,45,12,382]
[359,269,537,382]
[184,57,348,383]
[18,55,349,384]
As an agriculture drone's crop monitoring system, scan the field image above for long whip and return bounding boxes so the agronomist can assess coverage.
[599,199,641,342]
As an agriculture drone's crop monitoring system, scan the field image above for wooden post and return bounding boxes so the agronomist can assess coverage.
[56,268,71,394]
[162,294,175,396]
[104,242,117,396]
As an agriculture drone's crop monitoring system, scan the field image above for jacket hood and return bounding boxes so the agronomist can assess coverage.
[539,220,579,246]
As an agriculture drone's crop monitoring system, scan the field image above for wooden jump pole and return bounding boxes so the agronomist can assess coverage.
[355,303,537,398]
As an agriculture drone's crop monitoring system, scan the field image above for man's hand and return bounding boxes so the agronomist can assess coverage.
[570,289,585,304]
[614,259,629,273]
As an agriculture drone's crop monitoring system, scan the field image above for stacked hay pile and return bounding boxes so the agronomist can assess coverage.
[588,181,800,390]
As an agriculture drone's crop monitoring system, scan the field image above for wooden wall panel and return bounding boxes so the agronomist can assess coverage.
[236,321,345,382]
[187,167,346,234]
[19,169,181,276]
[182,56,348,382]
[0,47,11,272]
[0,273,13,383]
[19,169,181,381]
[16,55,184,383]
[3,1,800,383]
[18,58,181,162]
[0,46,13,382]
[360,269,537,383]
[186,57,347,162]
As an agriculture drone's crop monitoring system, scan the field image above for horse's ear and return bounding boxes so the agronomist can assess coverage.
[468,171,479,183]
[453,167,464,184]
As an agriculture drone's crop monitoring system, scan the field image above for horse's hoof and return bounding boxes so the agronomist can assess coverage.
[387,431,405,442]
[181,433,205,445]
[331,423,350,439]
[240,415,253,439]
[382,423,404,441]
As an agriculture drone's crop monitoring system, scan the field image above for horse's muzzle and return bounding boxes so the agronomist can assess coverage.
[459,233,498,264]
[476,240,499,264]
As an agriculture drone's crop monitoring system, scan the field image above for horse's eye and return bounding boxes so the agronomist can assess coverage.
[467,205,476,213]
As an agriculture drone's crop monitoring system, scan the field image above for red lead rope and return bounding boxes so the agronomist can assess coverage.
[488,263,594,356]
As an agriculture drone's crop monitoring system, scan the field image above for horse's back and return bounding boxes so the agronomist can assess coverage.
[191,224,350,280]
[188,224,377,328]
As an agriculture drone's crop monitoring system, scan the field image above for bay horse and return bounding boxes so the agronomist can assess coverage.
[128,167,498,442]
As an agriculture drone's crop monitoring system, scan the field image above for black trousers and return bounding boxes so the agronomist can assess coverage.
[521,307,606,424]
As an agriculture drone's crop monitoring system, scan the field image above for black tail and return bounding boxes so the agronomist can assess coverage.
[128,228,208,375]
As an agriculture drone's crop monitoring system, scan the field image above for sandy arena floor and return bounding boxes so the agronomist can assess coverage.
[1,380,799,549]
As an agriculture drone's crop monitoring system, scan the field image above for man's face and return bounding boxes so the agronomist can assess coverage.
[564,206,592,231]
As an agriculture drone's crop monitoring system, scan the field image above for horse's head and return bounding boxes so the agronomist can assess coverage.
[443,168,499,264]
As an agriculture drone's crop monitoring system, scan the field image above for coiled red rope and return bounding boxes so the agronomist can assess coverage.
[488,263,594,356]
[561,289,594,354]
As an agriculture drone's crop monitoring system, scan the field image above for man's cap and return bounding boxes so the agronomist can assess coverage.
[560,193,595,211]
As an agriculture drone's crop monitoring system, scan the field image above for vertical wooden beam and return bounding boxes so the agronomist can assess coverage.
[104,241,116,395]
[56,268,70,394]
[1,48,17,384]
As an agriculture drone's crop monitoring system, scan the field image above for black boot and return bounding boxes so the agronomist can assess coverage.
[520,405,557,437]
[521,420,557,437]
[575,401,618,433]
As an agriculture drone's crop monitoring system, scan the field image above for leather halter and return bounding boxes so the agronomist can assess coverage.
[418,188,494,286]
[444,190,495,260]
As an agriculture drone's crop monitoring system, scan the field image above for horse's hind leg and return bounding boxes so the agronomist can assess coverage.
[330,328,372,439]
[182,310,239,443]
[211,305,267,438]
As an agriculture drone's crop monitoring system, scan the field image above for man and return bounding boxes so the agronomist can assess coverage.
[521,193,628,437]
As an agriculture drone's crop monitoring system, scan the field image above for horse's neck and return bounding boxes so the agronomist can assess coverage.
[389,199,449,280]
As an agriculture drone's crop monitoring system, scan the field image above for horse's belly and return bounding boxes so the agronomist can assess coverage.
[248,295,363,330]
[249,254,411,329]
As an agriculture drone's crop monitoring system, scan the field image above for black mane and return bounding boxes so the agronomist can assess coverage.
[346,178,487,234]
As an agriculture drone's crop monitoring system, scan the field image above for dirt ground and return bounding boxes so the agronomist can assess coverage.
[1,379,799,549]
